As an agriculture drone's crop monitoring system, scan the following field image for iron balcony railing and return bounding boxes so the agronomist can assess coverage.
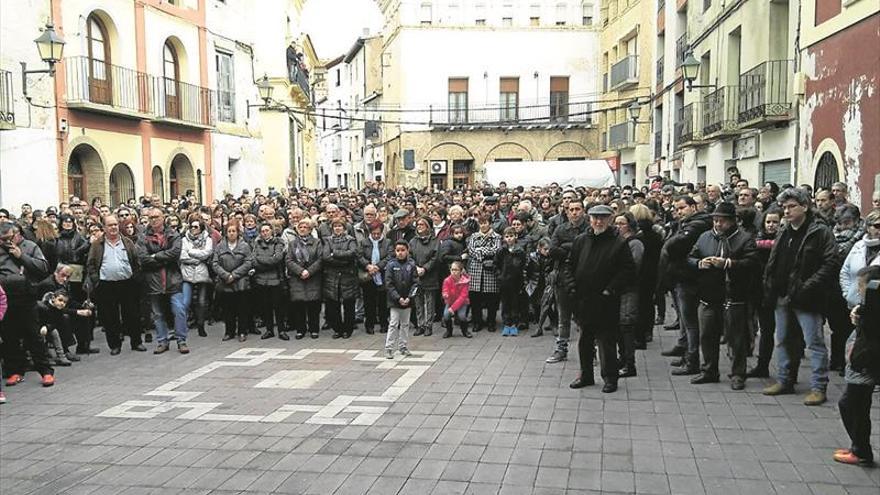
[702,86,739,136]
[610,55,639,89]
[738,59,793,124]
[153,77,215,127]
[678,102,703,144]
[608,121,635,149]
[430,99,593,127]
[65,56,153,115]
[289,65,311,103]
[0,69,13,128]
[675,33,688,68]
[654,129,663,158]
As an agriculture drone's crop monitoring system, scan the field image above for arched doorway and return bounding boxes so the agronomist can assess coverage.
[814,151,839,191]
[109,163,135,207]
[67,144,105,202]
[169,154,195,199]
[152,166,164,202]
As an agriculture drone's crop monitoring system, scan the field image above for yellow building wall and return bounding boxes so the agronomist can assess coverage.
[150,137,204,198]
[65,127,145,200]
[261,110,293,189]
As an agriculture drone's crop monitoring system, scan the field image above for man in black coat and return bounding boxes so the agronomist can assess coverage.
[138,208,186,354]
[687,202,758,390]
[545,200,588,364]
[657,196,713,375]
[762,188,838,406]
[565,205,635,393]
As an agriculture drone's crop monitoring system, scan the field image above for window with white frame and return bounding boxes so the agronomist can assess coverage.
[502,2,514,26]
[530,3,541,25]
[555,2,567,25]
[474,2,486,25]
[582,2,593,25]
[420,2,433,25]
[215,50,235,122]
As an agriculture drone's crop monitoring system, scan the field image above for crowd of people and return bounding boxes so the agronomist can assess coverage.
[0,176,878,465]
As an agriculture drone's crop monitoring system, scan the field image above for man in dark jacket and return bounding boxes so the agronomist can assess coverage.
[566,205,635,393]
[658,196,713,375]
[388,209,416,244]
[545,200,589,364]
[687,202,758,390]
[0,222,55,386]
[762,188,838,406]
[138,208,187,354]
[86,214,142,355]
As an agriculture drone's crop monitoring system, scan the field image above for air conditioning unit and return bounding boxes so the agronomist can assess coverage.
[430,160,448,174]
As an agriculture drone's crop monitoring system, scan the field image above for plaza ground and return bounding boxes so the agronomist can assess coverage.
[1,318,878,495]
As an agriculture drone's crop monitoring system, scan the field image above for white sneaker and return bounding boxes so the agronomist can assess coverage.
[385,349,394,359]
[400,348,412,357]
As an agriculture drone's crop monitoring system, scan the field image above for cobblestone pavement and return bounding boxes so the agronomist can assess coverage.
[1,318,878,495]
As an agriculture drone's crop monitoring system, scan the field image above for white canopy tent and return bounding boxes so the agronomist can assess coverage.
[483,160,616,188]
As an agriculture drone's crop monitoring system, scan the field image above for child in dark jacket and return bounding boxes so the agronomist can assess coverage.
[384,241,420,359]
[37,290,93,367]
[526,238,555,336]
[495,227,527,336]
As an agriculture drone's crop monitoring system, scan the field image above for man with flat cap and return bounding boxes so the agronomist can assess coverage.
[687,202,758,390]
[564,204,635,393]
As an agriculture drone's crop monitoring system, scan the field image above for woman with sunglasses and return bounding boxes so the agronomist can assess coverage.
[180,218,214,338]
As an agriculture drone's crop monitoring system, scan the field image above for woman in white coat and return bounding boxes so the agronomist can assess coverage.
[180,217,214,337]
[840,210,880,309]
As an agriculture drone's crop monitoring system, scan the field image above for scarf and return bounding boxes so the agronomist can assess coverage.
[370,238,383,286]
[186,230,206,248]
[294,235,310,264]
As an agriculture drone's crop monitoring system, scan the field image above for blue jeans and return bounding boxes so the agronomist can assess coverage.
[442,305,468,324]
[774,298,828,391]
[151,292,188,344]
[674,283,700,367]
[181,282,210,328]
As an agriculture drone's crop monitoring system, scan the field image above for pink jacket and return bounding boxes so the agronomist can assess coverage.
[0,284,7,321]
[442,273,471,312]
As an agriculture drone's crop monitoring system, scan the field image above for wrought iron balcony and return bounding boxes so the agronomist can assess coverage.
[610,55,639,90]
[152,77,215,128]
[608,121,635,149]
[678,102,705,146]
[0,69,13,130]
[675,34,688,69]
[738,59,793,127]
[65,56,153,118]
[702,86,740,137]
[429,99,593,129]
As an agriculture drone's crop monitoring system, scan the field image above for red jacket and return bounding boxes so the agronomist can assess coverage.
[442,273,470,312]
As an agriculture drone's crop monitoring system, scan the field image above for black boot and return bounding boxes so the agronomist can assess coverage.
[443,320,453,338]
[461,321,472,338]
[261,330,275,340]
[424,325,433,337]
[197,325,207,337]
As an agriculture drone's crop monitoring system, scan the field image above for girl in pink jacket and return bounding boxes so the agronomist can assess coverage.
[441,261,472,338]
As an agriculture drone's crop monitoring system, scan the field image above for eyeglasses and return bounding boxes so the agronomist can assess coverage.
[119,213,130,217]
[190,224,201,230]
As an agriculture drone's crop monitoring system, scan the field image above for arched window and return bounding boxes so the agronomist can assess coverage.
[814,151,839,191]
[163,41,180,118]
[86,14,111,104]
[68,156,85,200]
[152,166,165,202]
[170,163,179,198]
[109,163,136,207]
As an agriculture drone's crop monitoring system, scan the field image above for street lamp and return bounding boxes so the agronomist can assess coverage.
[257,74,273,106]
[21,23,66,98]
[680,51,716,91]
[628,100,642,123]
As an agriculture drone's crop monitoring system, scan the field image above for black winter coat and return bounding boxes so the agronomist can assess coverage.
[763,212,839,312]
[495,244,527,289]
[286,235,322,301]
[357,237,392,276]
[564,228,635,334]
[439,237,467,268]
[688,228,758,304]
[212,240,253,293]
[322,234,359,301]
[56,229,90,266]
[409,233,440,290]
[549,218,588,288]
[138,227,183,295]
[658,211,712,288]
[252,237,285,287]
[384,257,420,308]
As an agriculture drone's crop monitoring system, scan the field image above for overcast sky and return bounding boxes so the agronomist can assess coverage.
[302,0,384,61]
